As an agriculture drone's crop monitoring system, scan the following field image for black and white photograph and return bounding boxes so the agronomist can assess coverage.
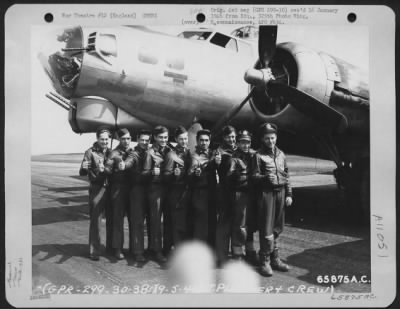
[4,4,396,307]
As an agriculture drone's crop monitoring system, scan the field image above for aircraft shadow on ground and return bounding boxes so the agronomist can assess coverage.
[286,185,370,237]
[38,192,88,205]
[285,239,371,289]
[32,204,89,225]
[32,243,88,264]
[31,154,83,164]
[69,175,89,182]
[48,185,89,192]
[32,243,121,264]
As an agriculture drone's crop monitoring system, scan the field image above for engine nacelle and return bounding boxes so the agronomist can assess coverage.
[250,42,369,135]
[68,97,152,133]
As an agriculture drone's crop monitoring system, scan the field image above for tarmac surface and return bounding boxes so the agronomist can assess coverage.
[31,154,371,296]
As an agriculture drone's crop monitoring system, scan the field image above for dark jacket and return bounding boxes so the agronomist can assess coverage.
[142,144,171,184]
[79,142,111,186]
[104,144,134,185]
[227,148,256,190]
[126,145,149,185]
[163,145,191,185]
[251,146,292,197]
[216,144,237,186]
[188,147,218,188]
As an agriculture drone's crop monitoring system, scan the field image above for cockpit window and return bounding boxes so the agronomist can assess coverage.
[87,32,117,60]
[209,32,238,52]
[178,30,239,52]
[138,46,159,65]
[97,34,117,57]
[231,26,259,40]
[178,31,212,40]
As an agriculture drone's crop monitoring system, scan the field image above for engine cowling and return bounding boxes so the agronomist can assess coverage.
[249,42,369,135]
[68,96,152,133]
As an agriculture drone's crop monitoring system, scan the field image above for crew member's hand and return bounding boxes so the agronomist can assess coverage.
[153,167,160,176]
[215,153,222,165]
[174,167,181,176]
[82,161,91,169]
[118,161,125,171]
[285,197,293,207]
[195,167,202,177]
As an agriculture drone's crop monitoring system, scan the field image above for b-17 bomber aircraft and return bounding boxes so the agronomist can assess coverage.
[38,25,370,221]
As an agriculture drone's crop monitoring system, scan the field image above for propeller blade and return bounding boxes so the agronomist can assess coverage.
[212,88,255,134]
[268,82,348,133]
[258,26,277,68]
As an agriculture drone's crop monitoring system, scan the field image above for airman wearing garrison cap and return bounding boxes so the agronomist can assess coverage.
[251,123,293,277]
[79,127,112,260]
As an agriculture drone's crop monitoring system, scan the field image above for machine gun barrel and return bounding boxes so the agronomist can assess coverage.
[45,93,70,111]
[61,47,90,52]
[49,92,76,110]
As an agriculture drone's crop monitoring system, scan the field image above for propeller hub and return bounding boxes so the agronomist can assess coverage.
[244,68,275,88]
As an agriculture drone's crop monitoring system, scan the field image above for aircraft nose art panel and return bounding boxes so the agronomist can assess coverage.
[38,26,84,99]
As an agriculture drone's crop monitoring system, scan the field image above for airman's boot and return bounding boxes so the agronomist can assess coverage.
[259,237,274,277]
[114,249,124,260]
[259,254,273,277]
[270,248,290,272]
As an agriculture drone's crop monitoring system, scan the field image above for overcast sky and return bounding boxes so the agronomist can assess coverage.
[31,24,368,155]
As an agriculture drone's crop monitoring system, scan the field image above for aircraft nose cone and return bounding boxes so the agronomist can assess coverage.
[37,26,84,98]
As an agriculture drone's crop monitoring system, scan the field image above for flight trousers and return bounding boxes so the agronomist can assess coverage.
[258,187,285,255]
[110,183,130,250]
[88,183,110,255]
[215,185,234,262]
[245,189,258,252]
[147,183,166,253]
[191,187,212,243]
[166,184,190,248]
[231,190,249,256]
[129,184,147,255]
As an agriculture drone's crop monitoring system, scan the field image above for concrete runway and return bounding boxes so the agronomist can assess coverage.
[31,154,370,296]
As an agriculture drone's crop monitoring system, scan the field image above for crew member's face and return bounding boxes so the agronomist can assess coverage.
[223,132,236,148]
[262,133,277,149]
[238,140,251,153]
[176,132,188,148]
[119,134,131,149]
[138,134,151,150]
[154,132,169,148]
[97,132,110,150]
[197,135,210,151]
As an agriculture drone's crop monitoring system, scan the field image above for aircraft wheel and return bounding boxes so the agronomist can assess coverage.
[334,158,369,225]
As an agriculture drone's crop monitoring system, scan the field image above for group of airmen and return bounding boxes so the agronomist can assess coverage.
[79,123,293,277]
